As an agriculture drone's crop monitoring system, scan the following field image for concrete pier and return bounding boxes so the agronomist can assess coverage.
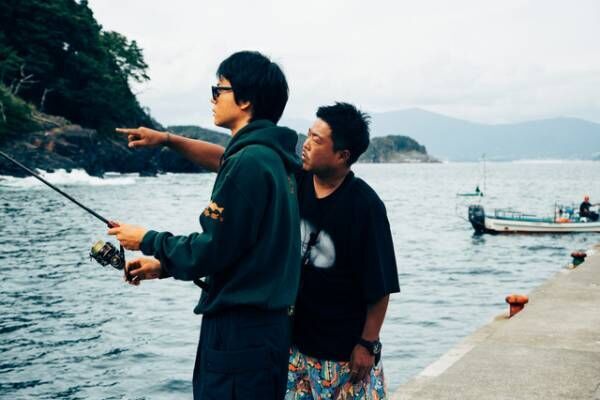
[392,244,600,400]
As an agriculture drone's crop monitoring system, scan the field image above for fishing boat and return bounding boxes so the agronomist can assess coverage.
[457,155,486,197]
[456,186,483,197]
[468,204,600,234]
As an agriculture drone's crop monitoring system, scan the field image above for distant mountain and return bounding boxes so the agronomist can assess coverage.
[282,109,600,161]
[369,108,600,161]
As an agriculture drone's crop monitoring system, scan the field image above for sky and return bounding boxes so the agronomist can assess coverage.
[88,0,600,127]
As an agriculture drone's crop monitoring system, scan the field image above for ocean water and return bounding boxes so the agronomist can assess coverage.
[1,161,599,399]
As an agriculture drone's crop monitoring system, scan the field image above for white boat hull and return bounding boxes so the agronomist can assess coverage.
[484,217,600,233]
[468,204,600,233]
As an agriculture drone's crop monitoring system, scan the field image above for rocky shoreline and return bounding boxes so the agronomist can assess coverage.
[0,119,215,178]
[0,118,438,178]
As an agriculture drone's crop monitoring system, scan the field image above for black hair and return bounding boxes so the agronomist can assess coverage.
[316,102,370,165]
[217,51,288,124]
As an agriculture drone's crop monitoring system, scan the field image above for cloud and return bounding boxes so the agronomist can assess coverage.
[89,0,600,125]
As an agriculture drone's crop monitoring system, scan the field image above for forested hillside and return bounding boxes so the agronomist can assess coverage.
[0,0,155,136]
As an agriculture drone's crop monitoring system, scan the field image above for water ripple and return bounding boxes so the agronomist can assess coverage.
[1,163,599,397]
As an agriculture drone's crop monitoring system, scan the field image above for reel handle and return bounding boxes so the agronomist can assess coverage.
[119,245,132,282]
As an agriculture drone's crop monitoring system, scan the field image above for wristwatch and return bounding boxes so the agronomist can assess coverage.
[357,338,382,356]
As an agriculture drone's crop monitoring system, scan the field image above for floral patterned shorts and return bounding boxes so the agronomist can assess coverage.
[285,346,387,400]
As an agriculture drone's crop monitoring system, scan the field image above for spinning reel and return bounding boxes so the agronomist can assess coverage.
[90,239,125,271]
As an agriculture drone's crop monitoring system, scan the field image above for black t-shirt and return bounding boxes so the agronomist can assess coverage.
[292,170,400,361]
[580,201,592,215]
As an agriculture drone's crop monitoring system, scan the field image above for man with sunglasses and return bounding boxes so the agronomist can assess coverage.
[109,50,302,400]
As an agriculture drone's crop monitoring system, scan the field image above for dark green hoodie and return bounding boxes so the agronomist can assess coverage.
[140,120,302,315]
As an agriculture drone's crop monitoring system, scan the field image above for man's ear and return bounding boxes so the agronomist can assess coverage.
[338,150,351,164]
[238,99,252,112]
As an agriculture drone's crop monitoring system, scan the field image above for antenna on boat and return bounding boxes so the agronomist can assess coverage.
[482,153,486,195]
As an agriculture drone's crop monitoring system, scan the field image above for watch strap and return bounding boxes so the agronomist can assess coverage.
[357,338,381,355]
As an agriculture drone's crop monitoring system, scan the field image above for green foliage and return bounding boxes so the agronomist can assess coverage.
[0,84,39,137]
[0,32,23,83]
[101,31,150,84]
[0,0,153,133]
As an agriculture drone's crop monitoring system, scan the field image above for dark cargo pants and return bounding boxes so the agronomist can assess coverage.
[192,307,291,400]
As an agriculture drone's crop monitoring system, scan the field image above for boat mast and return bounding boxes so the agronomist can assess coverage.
[482,153,487,195]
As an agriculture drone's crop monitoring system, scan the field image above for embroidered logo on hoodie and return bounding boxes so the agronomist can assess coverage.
[203,201,224,221]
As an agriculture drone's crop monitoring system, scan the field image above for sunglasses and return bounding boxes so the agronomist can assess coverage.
[211,85,233,101]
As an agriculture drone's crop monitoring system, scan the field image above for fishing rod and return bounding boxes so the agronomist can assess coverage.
[1,150,112,225]
[0,150,130,278]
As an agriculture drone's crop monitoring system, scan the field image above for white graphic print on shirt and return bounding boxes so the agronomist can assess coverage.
[300,219,335,269]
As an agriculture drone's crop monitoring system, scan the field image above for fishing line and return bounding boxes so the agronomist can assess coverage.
[1,150,111,225]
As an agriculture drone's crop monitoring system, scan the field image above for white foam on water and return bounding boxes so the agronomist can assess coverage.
[0,169,137,188]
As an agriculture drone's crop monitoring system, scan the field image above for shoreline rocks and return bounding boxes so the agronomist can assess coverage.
[0,121,217,177]
[1,122,438,178]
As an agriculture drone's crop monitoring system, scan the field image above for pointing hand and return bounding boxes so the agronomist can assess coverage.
[116,127,169,149]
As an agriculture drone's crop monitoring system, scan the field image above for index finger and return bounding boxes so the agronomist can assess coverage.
[115,128,134,134]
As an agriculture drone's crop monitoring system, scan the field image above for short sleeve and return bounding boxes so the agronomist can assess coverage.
[355,192,400,304]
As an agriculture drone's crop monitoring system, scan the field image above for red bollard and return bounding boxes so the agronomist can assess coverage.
[570,251,587,266]
[505,294,529,317]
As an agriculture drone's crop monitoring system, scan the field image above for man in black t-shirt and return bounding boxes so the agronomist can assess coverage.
[286,103,400,399]
[580,195,599,222]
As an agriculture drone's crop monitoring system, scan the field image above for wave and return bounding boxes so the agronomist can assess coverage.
[0,169,136,188]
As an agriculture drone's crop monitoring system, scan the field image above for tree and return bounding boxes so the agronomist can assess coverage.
[0,84,39,137]
[0,0,155,133]
[101,31,150,84]
[0,32,22,83]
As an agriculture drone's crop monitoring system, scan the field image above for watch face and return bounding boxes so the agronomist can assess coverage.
[373,341,382,354]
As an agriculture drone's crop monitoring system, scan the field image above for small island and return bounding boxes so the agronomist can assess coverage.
[359,135,439,163]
